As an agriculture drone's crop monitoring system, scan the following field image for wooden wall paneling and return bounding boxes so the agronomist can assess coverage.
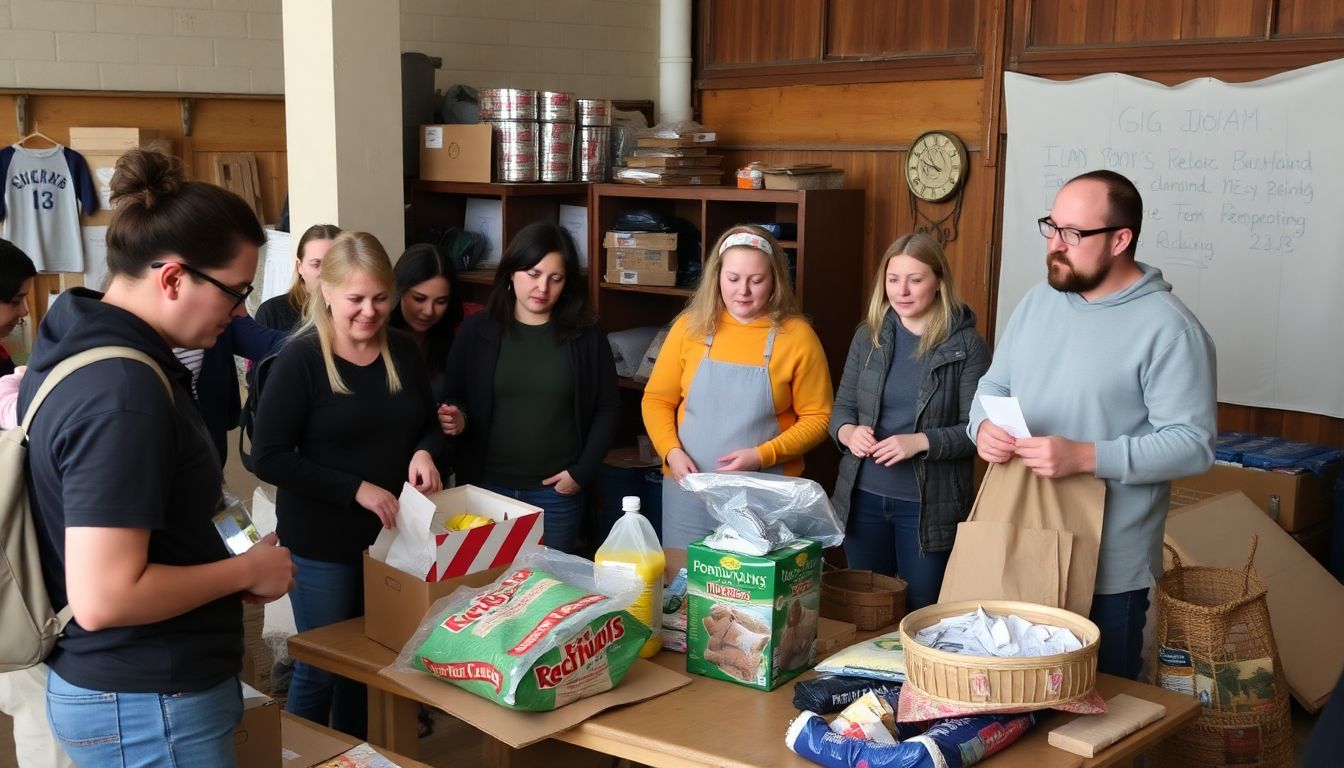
[702,0,823,67]
[1114,0,1182,43]
[1180,0,1266,40]
[1276,0,1344,35]
[1028,0,1103,48]
[825,0,979,58]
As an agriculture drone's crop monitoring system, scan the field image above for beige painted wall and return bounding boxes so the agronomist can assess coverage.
[0,0,660,101]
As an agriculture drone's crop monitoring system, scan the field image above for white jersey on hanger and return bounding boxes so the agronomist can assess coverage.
[0,144,98,273]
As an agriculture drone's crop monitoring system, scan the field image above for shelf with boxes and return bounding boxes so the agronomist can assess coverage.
[589,183,865,491]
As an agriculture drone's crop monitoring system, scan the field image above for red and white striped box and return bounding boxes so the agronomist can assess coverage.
[426,486,544,581]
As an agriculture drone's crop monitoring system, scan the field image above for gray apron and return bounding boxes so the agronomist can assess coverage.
[661,327,783,548]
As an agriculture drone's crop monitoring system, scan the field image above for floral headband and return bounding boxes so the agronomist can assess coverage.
[718,231,773,257]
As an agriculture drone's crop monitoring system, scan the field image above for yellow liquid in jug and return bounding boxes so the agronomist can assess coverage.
[594,550,666,658]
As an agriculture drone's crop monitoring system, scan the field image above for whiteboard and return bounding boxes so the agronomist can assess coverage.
[1001,60,1344,419]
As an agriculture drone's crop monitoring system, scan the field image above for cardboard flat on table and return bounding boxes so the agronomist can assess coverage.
[815,616,857,657]
[419,123,492,183]
[1048,693,1166,758]
[378,659,691,749]
[1164,491,1344,712]
[1173,462,1340,532]
[605,268,677,287]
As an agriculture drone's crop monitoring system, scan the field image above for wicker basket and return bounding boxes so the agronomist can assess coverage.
[820,570,908,630]
[899,599,1100,710]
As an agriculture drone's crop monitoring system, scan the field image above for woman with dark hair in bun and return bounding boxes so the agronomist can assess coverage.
[18,148,296,767]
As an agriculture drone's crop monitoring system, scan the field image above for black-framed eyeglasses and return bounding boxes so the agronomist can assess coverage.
[1037,217,1126,246]
[151,261,253,310]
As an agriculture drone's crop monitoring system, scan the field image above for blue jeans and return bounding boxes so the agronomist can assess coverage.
[46,669,241,768]
[480,483,586,556]
[287,555,367,738]
[843,489,950,612]
[1089,588,1150,681]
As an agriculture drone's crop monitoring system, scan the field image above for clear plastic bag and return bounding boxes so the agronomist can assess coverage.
[594,498,665,657]
[393,545,649,710]
[678,472,845,554]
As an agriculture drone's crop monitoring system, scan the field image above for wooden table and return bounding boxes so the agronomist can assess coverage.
[289,618,1199,768]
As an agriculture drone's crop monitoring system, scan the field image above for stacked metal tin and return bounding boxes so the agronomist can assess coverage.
[575,99,613,182]
[537,91,576,182]
[480,87,538,182]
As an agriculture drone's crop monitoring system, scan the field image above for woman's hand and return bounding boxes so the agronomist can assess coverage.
[408,449,442,493]
[839,424,876,458]
[869,433,930,466]
[437,404,465,436]
[716,448,763,472]
[542,470,581,496]
[356,481,399,529]
[239,532,295,601]
[666,447,699,481]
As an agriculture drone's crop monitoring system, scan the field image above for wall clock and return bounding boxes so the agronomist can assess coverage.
[905,130,968,244]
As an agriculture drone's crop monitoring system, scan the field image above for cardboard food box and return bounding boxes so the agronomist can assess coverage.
[234,682,281,768]
[686,537,822,691]
[363,484,543,651]
[604,230,678,250]
[1165,491,1344,712]
[419,124,492,183]
[605,268,677,287]
[1172,462,1340,532]
[609,247,677,271]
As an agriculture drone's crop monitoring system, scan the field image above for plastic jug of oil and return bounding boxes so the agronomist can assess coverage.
[595,496,665,658]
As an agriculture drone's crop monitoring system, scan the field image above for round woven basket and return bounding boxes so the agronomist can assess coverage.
[898,599,1100,710]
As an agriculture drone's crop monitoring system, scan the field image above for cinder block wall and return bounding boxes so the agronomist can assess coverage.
[0,0,659,100]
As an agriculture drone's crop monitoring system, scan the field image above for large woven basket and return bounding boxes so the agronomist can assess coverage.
[820,569,908,630]
[899,599,1100,710]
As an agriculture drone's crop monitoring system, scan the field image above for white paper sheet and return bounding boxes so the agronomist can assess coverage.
[559,204,589,270]
[464,198,503,265]
[371,483,438,578]
[978,395,1032,438]
[260,228,293,303]
[80,226,109,292]
[914,607,1083,657]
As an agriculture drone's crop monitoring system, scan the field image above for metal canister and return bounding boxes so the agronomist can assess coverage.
[479,88,537,121]
[537,91,576,123]
[576,98,612,126]
[575,125,611,182]
[538,121,575,182]
[492,120,538,182]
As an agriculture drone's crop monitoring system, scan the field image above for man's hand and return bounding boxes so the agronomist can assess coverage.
[1014,436,1096,478]
[975,421,1017,464]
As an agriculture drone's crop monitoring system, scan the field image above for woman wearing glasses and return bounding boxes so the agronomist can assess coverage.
[18,148,296,767]
[828,233,989,612]
[251,231,443,737]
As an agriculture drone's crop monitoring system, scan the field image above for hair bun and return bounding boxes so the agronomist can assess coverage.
[109,147,185,211]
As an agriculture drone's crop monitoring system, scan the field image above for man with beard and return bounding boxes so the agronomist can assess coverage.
[968,169,1216,680]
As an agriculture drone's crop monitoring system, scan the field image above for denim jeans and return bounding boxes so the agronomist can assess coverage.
[287,554,367,738]
[1089,588,1151,680]
[46,669,241,768]
[843,489,950,612]
[480,483,586,556]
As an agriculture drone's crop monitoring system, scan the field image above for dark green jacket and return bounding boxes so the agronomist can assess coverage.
[828,307,990,552]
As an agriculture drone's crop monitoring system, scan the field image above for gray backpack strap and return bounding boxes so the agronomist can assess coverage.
[19,346,174,435]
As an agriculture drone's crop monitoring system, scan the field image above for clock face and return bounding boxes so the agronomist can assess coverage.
[906,131,967,203]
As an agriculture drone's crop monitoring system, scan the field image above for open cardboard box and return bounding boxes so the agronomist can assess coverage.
[1172,462,1340,532]
[363,553,507,652]
[280,711,433,767]
[1164,491,1344,711]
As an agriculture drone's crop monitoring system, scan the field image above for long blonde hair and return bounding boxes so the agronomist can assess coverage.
[864,233,965,357]
[299,231,402,395]
[285,223,342,314]
[681,224,801,338]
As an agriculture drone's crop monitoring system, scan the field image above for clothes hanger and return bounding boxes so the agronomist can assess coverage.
[15,130,60,148]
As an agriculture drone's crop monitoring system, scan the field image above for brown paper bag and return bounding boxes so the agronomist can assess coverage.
[941,520,1065,607]
[940,459,1105,615]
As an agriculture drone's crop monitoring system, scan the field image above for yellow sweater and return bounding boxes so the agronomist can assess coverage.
[641,310,833,476]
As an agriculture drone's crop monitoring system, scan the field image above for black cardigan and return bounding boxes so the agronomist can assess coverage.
[443,312,619,489]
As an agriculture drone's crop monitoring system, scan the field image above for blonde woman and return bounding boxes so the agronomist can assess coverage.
[255,223,341,332]
[642,224,833,548]
[252,231,442,737]
[828,233,989,611]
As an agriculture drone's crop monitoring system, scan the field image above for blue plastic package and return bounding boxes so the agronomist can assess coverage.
[792,674,902,715]
[786,710,1036,768]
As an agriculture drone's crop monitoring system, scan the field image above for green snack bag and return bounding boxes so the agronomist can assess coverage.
[396,547,651,711]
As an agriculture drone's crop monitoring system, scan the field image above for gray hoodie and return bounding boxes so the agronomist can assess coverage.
[969,262,1217,594]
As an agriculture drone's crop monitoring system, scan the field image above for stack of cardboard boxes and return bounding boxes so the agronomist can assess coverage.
[603,230,678,288]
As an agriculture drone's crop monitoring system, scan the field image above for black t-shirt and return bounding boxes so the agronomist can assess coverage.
[20,292,240,694]
[255,294,303,333]
[251,330,443,563]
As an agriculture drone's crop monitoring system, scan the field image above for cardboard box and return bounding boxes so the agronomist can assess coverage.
[604,231,678,250]
[1172,462,1340,532]
[234,683,281,768]
[418,124,492,183]
[280,711,434,767]
[605,268,677,287]
[609,247,677,271]
[760,164,844,191]
[1165,491,1344,712]
[363,553,507,652]
[686,537,822,691]
[68,127,153,152]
